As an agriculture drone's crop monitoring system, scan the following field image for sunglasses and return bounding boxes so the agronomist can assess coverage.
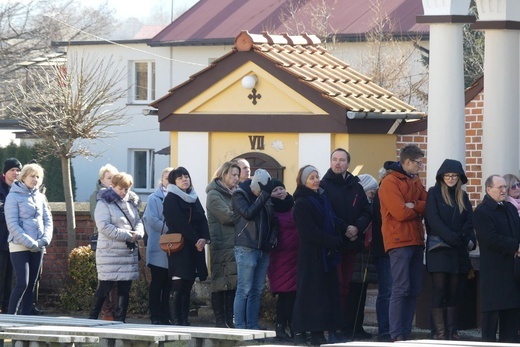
[511,183,520,190]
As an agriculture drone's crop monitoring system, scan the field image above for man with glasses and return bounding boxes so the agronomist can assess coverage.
[474,175,520,342]
[378,144,427,341]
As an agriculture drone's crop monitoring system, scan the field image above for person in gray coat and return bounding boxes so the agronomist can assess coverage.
[206,161,240,328]
[5,163,52,315]
[89,172,144,323]
[143,167,173,325]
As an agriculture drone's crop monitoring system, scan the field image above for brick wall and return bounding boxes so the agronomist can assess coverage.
[396,90,484,209]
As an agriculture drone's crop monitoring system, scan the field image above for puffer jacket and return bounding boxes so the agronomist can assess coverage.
[143,186,168,269]
[379,161,427,252]
[232,180,278,251]
[94,188,144,281]
[5,181,52,249]
[205,179,238,292]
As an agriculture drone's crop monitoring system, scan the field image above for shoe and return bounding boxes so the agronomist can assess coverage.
[328,332,351,343]
[31,306,45,316]
[377,333,392,342]
[310,332,327,346]
[353,329,373,340]
[151,320,161,325]
[293,332,307,346]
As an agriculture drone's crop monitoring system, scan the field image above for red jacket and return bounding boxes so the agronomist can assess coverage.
[379,165,427,252]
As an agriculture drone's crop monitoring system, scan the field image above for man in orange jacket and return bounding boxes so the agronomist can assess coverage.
[378,144,427,341]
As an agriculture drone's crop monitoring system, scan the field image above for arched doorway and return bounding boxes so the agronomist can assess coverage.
[233,152,285,182]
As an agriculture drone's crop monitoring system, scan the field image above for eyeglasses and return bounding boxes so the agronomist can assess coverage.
[493,185,507,191]
[412,160,423,166]
[443,174,459,180]
[511,183,520,190]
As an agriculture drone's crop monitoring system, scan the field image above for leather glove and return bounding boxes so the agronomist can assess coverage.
[258,179,274,195]
[37,239,47,248]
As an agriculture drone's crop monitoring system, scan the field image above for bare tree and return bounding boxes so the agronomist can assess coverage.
[8,53,129,252]
[0,0,116,110]
[357,0,428,110]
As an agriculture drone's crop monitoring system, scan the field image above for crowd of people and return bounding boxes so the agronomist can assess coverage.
[2,143,520,344]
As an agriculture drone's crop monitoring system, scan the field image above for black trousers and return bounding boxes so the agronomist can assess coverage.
[481,308,520,342]
[148,264,171,323]
[0,250,13,312]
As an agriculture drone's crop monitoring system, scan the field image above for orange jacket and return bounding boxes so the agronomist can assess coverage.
[379,168,427,252]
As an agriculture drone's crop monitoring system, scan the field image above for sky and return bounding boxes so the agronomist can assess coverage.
[89,0,199,22]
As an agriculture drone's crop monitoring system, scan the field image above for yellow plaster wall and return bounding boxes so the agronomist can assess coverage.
[176,62,327,115]
[207,132,300,194]
[168,132,179,167]
[347,134,397,179]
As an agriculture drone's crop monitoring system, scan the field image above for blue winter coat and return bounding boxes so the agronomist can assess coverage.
[143,186,168,269]
[5,181,52,249]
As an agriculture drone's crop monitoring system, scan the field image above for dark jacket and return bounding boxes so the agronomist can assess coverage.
[474,194,520,312]
[0,179,10,250]
[205,179,238,292]
[320,168,371,250]
[291,185,343,333]
[232,180,277,251]
[370,191,386,258]
[163,185,210,281]
[425,159,475,274]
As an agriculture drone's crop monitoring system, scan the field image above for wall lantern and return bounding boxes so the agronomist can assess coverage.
[241,74,258,89]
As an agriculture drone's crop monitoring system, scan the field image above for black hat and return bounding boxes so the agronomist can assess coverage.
[3,158,22,174]
[271,178,285,189]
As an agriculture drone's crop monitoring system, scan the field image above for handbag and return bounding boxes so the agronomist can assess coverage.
[159,233,185,255]
[427,234,450,252]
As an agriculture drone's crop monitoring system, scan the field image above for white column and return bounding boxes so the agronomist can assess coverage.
[481,30,519,179]
[426,23,466,188]
[178,131,209,208]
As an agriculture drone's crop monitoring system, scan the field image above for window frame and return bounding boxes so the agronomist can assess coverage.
[128,148,155,193]
[129,60,156,104]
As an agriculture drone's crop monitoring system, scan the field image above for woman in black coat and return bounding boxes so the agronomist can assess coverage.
[163,167,210,326]
[292,165,343,346]
[425,159,476,339]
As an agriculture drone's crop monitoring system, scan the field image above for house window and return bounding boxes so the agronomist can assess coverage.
[131,61,155,103]
[130,149,155,191]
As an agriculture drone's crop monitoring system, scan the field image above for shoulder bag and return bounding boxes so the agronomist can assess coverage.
[159,206,190,255]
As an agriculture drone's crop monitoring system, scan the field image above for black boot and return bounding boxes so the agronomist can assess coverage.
[224,290,235,328]
[431,308,446,340]
[446,307,460,340]
[169,290,182,325]
[180,291,191,326]
[116,295,129,323]
[211,292,226,327]
[276,323,292,342]
[310,331,326,346]
[88,292,106,320]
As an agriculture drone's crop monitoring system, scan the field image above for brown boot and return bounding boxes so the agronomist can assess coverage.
[431,308,446,339]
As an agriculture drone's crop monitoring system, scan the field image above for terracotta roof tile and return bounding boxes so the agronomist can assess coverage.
[246,32,420,115]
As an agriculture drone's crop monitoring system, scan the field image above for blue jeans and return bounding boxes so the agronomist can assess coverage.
[388,246,424,339]
[8,250,43,315]
[233,246,270,329]
[374,256,392,338]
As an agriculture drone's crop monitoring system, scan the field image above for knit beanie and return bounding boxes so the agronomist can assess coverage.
[358,174,378,192]
[3,158,22,174]
[271,178,285,190]
[250,169,271,192]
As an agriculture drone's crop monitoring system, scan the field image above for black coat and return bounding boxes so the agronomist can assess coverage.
[163,192,210,281]
[320,169,371,250]
[291,185,343,333]
[0,179,10,250]
[474,194,520,312]
[425,184,475,273]
[370,191,386,258]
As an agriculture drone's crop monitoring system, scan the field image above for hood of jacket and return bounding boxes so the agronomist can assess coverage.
[97,187,140,207]
[205,178,234,197]
[322,168,360,187]
[435,159,468,184]
[10,181,38,197]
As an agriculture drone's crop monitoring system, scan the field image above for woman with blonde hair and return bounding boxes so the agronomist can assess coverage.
[5,163,52,315]
[89,172,144,323]
[144,167,174,324]
[425,159,476,339]
[504,174,520,215]
[205,161,241,327]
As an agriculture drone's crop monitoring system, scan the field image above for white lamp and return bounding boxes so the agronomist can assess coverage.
[241,74,258,89]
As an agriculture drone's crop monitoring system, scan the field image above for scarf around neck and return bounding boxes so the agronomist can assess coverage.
[167,183,198,203]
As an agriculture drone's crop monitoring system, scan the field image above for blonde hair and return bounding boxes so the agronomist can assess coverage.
[213,161,241,180]
[158,167,174,186]
[98,164,118,180]
[20,163,44,183]
[504,174,520,196]
[440,179,466,213]
[111,172,133,189]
